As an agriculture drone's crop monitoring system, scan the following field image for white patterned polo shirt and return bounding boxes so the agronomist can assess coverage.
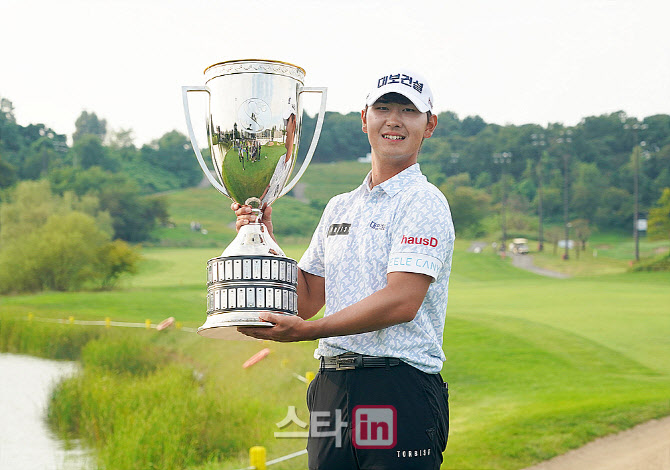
[298,163,454,373]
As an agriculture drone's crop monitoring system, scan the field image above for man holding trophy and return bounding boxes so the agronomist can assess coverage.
[233,68,453,470]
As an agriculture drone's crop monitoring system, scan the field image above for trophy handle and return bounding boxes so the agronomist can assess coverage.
[182,85,229,197]
[277,86,328,199]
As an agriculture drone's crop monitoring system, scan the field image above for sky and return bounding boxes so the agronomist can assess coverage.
[1,0,669,147]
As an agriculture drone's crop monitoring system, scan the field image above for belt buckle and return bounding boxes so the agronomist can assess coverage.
[335,354,362,371]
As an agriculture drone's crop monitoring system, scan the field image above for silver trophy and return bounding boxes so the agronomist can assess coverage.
[182,59,327,339]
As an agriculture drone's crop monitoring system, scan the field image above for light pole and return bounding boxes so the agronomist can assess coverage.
[623,119,648,262]
[556,130,572,260]
[493,152,512,256]
[531,132,547,252]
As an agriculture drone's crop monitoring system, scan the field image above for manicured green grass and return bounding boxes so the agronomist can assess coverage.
[442,251,670,468]
[151,161,370,247]
[299,160,370,205]
[2,243,669,469]
[150,188,237,247]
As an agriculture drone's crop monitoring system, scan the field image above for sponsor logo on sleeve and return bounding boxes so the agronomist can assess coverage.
[401,235,438,247]
[328,223,351,237]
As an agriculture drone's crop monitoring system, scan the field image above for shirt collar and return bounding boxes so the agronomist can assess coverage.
[363,163,423,197]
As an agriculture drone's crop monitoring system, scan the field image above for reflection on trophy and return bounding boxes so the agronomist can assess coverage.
[182,59,327,339]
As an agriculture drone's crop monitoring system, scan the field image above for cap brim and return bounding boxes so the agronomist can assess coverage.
[365,86,431,113]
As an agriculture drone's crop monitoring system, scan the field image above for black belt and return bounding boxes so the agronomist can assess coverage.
[320,352,403,371]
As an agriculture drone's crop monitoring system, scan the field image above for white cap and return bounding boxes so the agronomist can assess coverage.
[365,68,434,113]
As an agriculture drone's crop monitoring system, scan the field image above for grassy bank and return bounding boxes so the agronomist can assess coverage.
[2,242,670,469]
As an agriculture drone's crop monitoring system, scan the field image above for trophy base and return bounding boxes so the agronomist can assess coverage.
[197,311,284,341]
[202,250,299,340]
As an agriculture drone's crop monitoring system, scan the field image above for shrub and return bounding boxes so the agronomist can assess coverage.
[0,181,140,293]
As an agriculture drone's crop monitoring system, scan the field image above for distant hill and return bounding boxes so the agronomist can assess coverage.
[148,161,371,247]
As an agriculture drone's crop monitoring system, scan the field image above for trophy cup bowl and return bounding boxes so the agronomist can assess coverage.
[182,59,327,339]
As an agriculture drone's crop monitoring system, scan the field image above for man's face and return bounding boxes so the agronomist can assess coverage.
[361,96,437,163]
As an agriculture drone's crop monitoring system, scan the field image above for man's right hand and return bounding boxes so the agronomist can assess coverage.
[231,202,275,239]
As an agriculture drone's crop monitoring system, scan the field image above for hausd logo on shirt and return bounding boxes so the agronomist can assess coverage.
[401,235,438,247]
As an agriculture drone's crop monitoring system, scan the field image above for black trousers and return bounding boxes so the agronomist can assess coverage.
[306,362,449,470]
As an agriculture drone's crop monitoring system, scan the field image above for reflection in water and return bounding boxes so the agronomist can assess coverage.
[0,353,91,470]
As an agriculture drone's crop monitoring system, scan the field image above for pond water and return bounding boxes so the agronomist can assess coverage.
[0,353,92,470]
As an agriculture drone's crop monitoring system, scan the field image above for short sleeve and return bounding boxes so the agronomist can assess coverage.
[297,201,331,278]
[387,190,454,281]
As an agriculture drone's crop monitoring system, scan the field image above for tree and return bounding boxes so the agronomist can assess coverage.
[0,97,22,156]
[594,187,632,229]
[0,182,139,293]
[20,137,60,179]
[571,162,608,222]
[141,130,201,187]
[108,128,136,150]
[571,219,592,251]
[0,180,68,246]
[97,239,141,289]
[439,181,491,236]
[70,134,119,171]
[461,115,486,136]
[299,112,371,163]
[48,167,167,242]
[73,111,107,143]
[0,154,16,189]
[648,188,670,241]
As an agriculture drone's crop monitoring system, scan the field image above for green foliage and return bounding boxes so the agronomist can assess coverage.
[3,93,670,244]
[648,187,670,241]
[47,363,245,470]
[49,166,168,242]
[0,155,17,188]
[0,211,104,292]
[70,134,120,172]
[439,176,492,236]
[97,239,142,289]
[631,252,670,272]
[20,137,61,179]
[300,111,370,162]
[81,335,170,375]
[119,157,182,193]
[0,314,105,359]
[141,130,202,187]
[271,196,322,238]
[0,180,112,245]
[73,110,107,143]
[594,186,632,229]
[0,181,140,292]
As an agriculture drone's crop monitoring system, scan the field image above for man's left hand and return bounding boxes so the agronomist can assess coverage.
[237,312,313,342]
